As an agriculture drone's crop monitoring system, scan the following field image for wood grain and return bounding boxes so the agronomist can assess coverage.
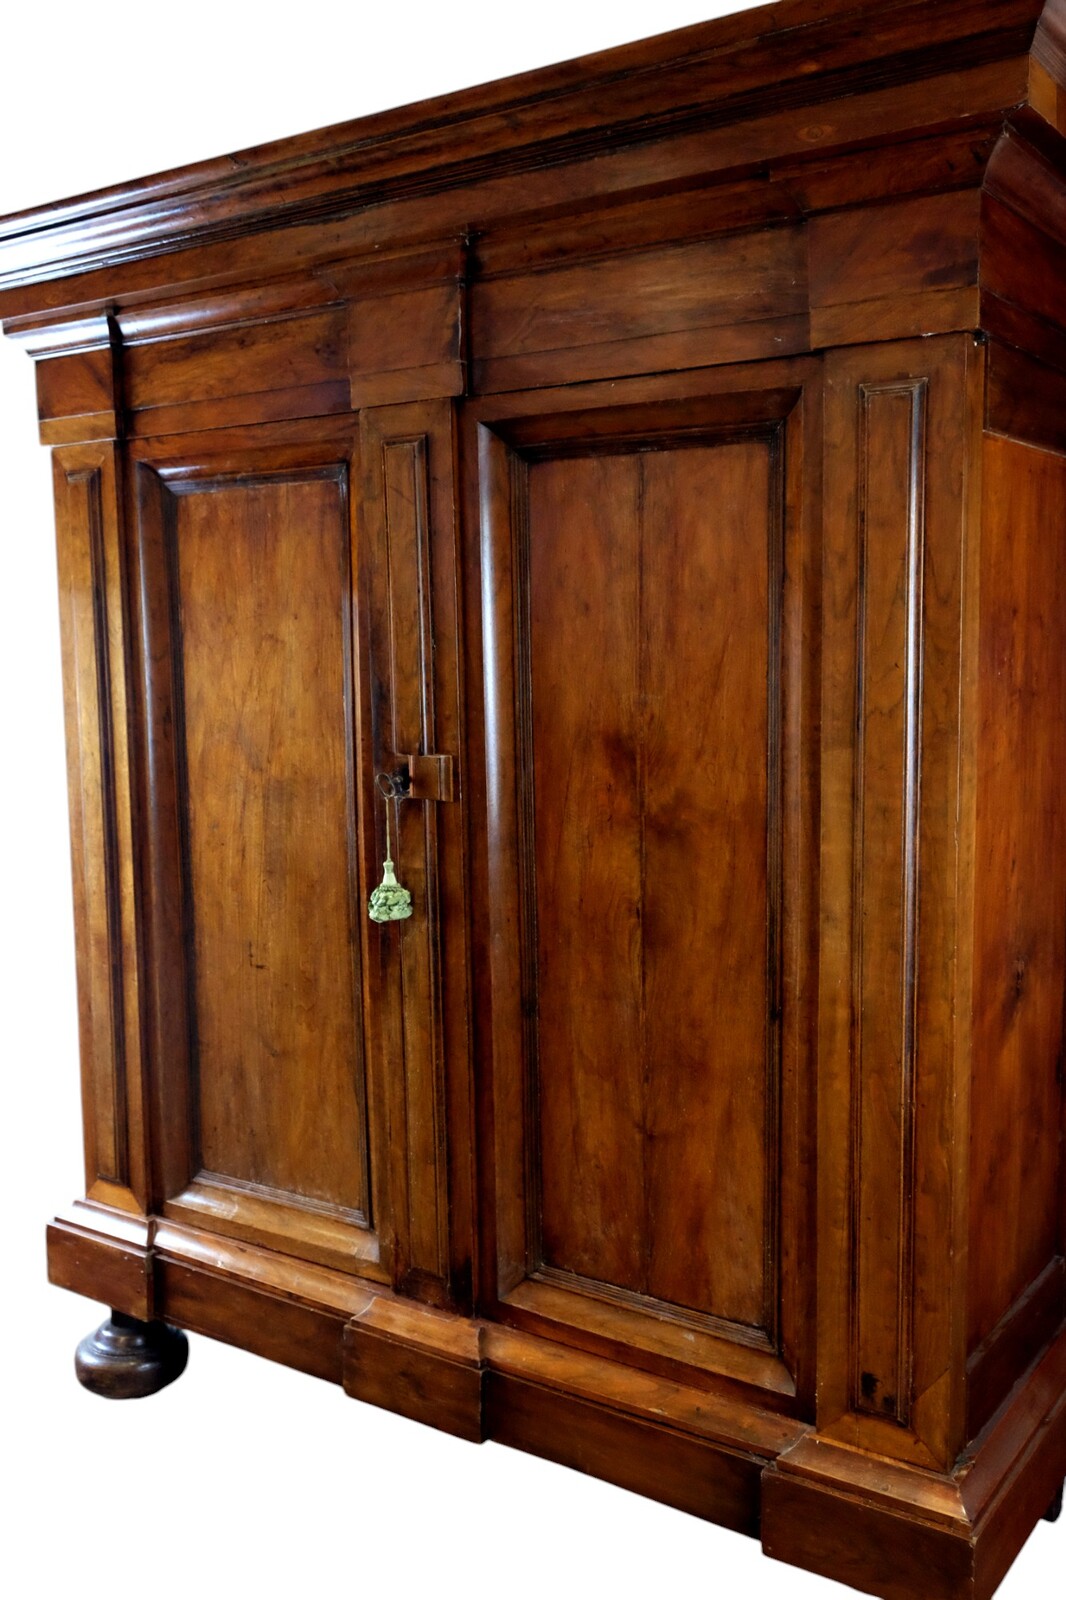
[53,442,147,1212]
[968,435,1066,1378]
[359,401,471,1307]
[14,4,1066,1596]
[172,471,369,1215]
[851,378,928,1430]
[819,335,983,1472]
[525,438,779,1332]
[474,366,817,1406]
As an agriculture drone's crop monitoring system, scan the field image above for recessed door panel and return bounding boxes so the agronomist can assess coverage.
[476,371,818,1399]
[132,437,385,1278]
[174,474,367,1214]
[529,443,775,1330]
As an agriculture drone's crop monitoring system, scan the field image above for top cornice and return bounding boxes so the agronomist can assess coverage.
[0,0,1058,308]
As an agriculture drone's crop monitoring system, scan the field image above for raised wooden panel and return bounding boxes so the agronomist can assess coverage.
[53,443,145,1210]
[820,334,983,1470]
[340,246,467,407]
[131,434,383,1273]
[985,340,1066,455]
[527,441,779,1334]
[475,365,819,1400]
[38,347,119,444]
[174,472,368,1213]
[967,434,1066,1426]
[56,462,126,1187]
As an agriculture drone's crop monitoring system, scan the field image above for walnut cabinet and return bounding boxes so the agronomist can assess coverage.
[4,2,1066,1595]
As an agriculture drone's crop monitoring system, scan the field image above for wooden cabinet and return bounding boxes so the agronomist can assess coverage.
[3,2,1066,1595]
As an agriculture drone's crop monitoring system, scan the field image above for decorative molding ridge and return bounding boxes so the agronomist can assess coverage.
[0,1,1049,300]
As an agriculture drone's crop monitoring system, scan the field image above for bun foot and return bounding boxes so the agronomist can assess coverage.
[74,1311,188,1399]
[1044,1483,1063,1524]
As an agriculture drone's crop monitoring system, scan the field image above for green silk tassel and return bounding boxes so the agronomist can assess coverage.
[368,777,413,923]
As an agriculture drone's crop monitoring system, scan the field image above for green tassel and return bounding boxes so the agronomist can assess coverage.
[369,774,413,923]
[368,855,413,923]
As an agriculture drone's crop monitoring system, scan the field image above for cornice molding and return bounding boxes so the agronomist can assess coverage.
[0,0,1051,303]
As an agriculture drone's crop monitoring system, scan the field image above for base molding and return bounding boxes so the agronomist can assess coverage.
[344,1297,487,1442]
[762,1455,976,1599]
[763,1329,1066,1599]
[47,1204,1066,1598]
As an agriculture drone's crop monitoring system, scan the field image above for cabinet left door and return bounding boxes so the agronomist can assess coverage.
[128,423,387,1281]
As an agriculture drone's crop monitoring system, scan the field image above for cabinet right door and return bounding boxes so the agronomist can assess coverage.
[472,362,821,1408]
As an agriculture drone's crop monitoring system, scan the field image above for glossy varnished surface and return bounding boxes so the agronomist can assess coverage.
[174,472,368,1214]
[968,435,1066,1424]
[527,440,776,1333]
[7,2,1066,1597]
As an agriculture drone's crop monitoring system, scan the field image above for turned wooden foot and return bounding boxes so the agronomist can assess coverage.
[74,1311,188,1399]
[1044,1482,1064,1524]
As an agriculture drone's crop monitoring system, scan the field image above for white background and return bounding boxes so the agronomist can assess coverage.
[0,4,1058,1597]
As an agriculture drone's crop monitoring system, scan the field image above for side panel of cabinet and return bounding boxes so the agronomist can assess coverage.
[53,441,148,1214]
[471,364,821,1405]
[967,431,1066,1436]
[819,334,982,1470]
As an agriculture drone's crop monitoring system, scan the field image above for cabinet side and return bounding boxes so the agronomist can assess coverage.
[967,425,1066,1438]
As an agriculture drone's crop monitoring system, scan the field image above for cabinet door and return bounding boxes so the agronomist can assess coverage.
[472,366,820,1403]
[129,412,464,1295]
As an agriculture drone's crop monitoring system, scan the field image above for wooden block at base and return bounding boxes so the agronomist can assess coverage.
[761,1468,977,1600]
[343,1298,487,1443]
[47,1215,152,1320]
[762,1323,1066,1600]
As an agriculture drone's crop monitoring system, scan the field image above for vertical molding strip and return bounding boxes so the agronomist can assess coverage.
[850,378,928,1429]
[60,463,129,1188]
[380,433,450,1290]
[764,424,787,1349]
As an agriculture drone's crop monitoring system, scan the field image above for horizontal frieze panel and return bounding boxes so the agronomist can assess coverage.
[122,304,347,411]
[12,183,1003,434]
[473,228,807,379]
